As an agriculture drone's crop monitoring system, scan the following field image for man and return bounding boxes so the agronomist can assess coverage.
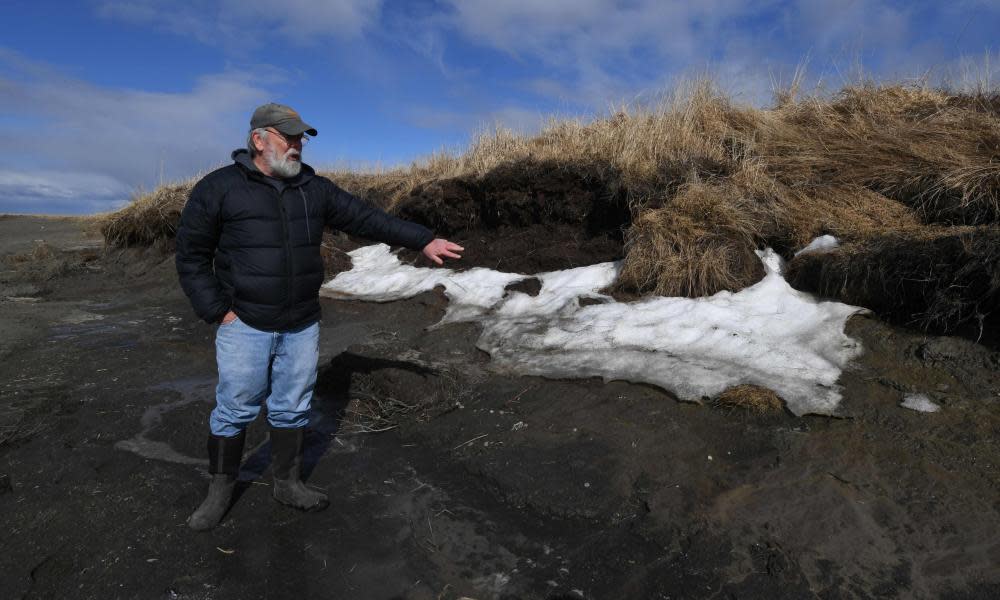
[176,103,462,531]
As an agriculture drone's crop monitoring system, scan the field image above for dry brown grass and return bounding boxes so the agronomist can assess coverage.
[761,85,1000,225]
[714,384,784,415]
[1,241,101,281]
[98,180,195,248]
[617,182,766,296]
[4,240,57,264]
[325,81,756,214]
[97,79,1000,331]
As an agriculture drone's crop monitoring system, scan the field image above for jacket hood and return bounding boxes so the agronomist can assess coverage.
[231,148,315,187]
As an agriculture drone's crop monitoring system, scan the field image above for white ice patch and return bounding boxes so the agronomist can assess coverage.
[794,234,841,257]
[323,244,868,416]
[900,394,940,413]
[321,244,527,323]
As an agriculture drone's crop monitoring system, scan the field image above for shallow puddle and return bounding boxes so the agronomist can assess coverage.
[114,377,214,467]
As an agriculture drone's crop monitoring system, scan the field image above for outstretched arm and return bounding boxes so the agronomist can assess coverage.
[323,179,462,265]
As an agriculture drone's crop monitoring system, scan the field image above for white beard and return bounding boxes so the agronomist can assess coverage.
[266,146,302,178]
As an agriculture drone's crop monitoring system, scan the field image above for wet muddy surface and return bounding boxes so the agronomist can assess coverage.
[1,216,998,599]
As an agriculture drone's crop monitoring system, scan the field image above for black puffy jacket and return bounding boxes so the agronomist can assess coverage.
[176,150,434,331]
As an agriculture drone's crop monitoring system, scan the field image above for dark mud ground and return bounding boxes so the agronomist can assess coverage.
[1,215,999,600]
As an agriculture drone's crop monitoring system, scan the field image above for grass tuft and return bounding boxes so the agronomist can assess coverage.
[98,181,194,248]
[617,182,765,297]
[714,385,785,415]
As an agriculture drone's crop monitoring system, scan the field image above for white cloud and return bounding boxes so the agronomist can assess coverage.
[384,0,999,148]
[434,0,998,109]
[97,0,383,43]
[431,1,788,109]
[0,50,276,213]
[0,170,129,199]
[793,0,908,53]
[0,169,132,215]
[228,0,382,38]
[402,104,550,142]
[96,0,218,43]
[442,1,763,65]
[402,0,1000,113]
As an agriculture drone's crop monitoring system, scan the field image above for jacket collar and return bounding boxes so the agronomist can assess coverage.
[231,149,315,188]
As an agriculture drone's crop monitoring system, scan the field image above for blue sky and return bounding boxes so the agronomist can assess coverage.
[1,0,997,215]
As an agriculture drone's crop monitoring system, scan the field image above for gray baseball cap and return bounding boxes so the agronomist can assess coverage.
[250,103,318,136]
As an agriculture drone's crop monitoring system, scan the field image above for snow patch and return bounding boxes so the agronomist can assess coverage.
[323,244,868,416]
[794,234,840,257]
[900,393,940,413]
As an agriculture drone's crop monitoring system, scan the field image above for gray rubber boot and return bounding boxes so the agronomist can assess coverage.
[270,426,329,511]
[188,431,245,531]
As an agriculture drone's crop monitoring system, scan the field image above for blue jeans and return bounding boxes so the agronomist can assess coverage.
[210,316,320,437]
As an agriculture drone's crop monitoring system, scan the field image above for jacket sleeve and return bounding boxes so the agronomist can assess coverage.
[321,178,434,251]
[175,178,231,324]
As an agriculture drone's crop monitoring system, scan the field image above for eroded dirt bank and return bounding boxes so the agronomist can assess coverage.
[1,216,998,599]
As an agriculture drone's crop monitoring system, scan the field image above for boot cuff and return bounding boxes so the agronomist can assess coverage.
[269,426,305,480]
[207,431,246,476]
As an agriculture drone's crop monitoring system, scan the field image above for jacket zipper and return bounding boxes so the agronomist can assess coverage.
[275,188,294,324]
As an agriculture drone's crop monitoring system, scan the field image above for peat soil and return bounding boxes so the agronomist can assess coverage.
[1,216,999,600]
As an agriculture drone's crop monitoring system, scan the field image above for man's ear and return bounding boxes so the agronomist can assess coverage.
[252,130,265,153]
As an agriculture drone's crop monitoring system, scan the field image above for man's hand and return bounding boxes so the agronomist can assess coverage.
[422,239,464,265]
[220,310,237,325]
